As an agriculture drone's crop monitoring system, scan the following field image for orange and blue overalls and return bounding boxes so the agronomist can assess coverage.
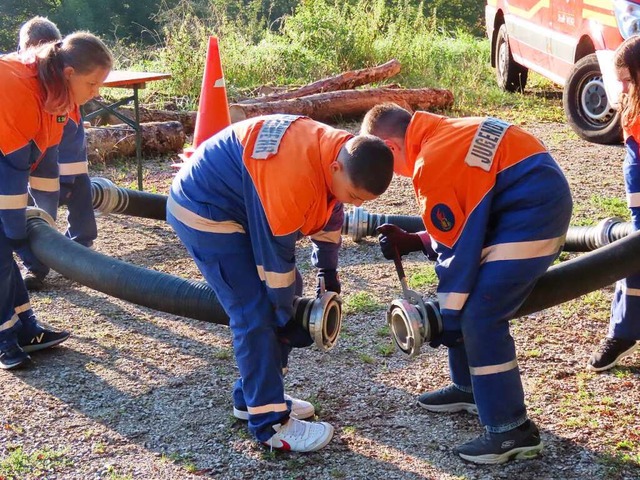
[0,54,65,339]
[24,105,96,278]
[608,117,640,341]
[167,115,349,441]
[407,112,572,433]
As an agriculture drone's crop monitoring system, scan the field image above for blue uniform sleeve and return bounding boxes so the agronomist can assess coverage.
[0,146,35,239]
[245,185,298,328]
[624,137,640,231]
[29,147,60,220]
[434,193,493,327]
[309,201,343,270]
[58,117,88,183]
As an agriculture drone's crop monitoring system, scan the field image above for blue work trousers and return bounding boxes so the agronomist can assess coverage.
[168,210,305,442]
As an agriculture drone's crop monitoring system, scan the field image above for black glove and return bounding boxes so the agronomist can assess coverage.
[376,224,425,260]
[8,237,29,252]
[316,269,341,297]
[428,330,464,349]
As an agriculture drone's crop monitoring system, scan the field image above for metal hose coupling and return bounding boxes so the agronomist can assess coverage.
[292,278,343,351]
[26,207,56,228]
[387,296,442,357]
[91,177,130,215]
[342,206,426,242]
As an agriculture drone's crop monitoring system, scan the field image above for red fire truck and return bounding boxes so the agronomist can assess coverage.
[485,0,640,144]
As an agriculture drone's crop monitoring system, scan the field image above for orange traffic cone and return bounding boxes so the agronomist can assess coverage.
[177,36,231,163]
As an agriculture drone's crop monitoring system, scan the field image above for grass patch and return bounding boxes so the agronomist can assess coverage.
[589,195,630,221]
[344,291,382,314]
[408,266,438,289]
[0,446,73,479]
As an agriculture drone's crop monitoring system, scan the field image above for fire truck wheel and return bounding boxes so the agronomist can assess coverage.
[563,53,622,145]
[494,24,528,93]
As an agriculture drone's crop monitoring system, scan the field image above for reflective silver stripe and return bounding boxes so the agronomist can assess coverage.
[310,229,341,244]
[0,193,28,209]
[627,191,640,208]
[256,265,296,289]
[247,402,288,415]
[470,359,518,376]
[0,313,20,332]
[167,195,245,234]
[14,302,31,314]
[481,236,565,264]
[437,291,469,312]
[29,176,60,192]
[621,284,640,297]
[59,161,89,176]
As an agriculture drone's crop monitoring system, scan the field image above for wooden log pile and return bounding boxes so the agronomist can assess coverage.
[86,121,185,163]
[85,59,454,161]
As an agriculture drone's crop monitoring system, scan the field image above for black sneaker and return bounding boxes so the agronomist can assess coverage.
[0,339,31,369]
[587,337,639,372]
[17,324,70,353]
[24,272,46,291]
[417,384,478,415]
[455,420,543,464]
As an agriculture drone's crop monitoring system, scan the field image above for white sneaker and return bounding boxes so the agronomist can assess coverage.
[263,417,334,452]
[233,394,315,421]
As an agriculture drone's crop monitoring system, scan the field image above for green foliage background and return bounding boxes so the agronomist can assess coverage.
[0,0,561,119]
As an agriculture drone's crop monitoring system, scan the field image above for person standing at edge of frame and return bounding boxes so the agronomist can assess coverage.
[361,103,572,464]
[0,31,112,369]
[587,35,640,372]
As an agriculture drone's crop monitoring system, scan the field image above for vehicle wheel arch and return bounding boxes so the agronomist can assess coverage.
[574,35,596,64]
[490,11,505,68]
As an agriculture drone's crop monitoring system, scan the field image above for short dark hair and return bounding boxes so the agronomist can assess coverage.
[360,103,412,140]
[19,16,61,52]
[340,135,394,196]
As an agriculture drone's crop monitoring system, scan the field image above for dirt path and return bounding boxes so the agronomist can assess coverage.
[1,120,639,479]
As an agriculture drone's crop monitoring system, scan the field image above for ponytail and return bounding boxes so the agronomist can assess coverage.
[35,32,113,114]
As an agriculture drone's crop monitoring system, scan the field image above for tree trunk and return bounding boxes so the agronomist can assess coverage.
[86,121,185,163]
[240,59,402,104]
[229,87,454,123]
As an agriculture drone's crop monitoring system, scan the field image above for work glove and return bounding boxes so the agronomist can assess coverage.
[316,268,341,297]
[428,330,464,349]
[376,224,425,260]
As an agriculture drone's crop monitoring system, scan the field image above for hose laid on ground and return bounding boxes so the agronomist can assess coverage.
[92,177,166,221]
[516,228,640,316]
[27,214,226,323]
[341,206,634,252]
[91,182,634,253]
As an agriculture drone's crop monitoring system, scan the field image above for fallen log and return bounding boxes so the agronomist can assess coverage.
[91,107,197,135]
[240,59,402,104]
[229,87,454,123]
[86,121,185,163]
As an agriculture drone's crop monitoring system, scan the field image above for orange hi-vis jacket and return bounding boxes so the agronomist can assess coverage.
[168,115,350,328]
[0,54,66,239]
[232,115,352,237]
[406,112,547,248]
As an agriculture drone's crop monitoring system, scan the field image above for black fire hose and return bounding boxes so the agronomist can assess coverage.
[26,213,342,351]
[92,177,166,221]
[342,206,635,252]
[516,228,640,316]
[27,214,226,323]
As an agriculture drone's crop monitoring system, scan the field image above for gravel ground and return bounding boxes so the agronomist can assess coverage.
[1,118,639,480]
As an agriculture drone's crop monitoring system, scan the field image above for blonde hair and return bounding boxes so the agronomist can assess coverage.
[28,31,113,114]
[614,35,640,129]
[18,16,61,52]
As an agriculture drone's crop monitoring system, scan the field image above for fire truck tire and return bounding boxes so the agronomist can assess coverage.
[563,53,622,145]
[495,24,528,93]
